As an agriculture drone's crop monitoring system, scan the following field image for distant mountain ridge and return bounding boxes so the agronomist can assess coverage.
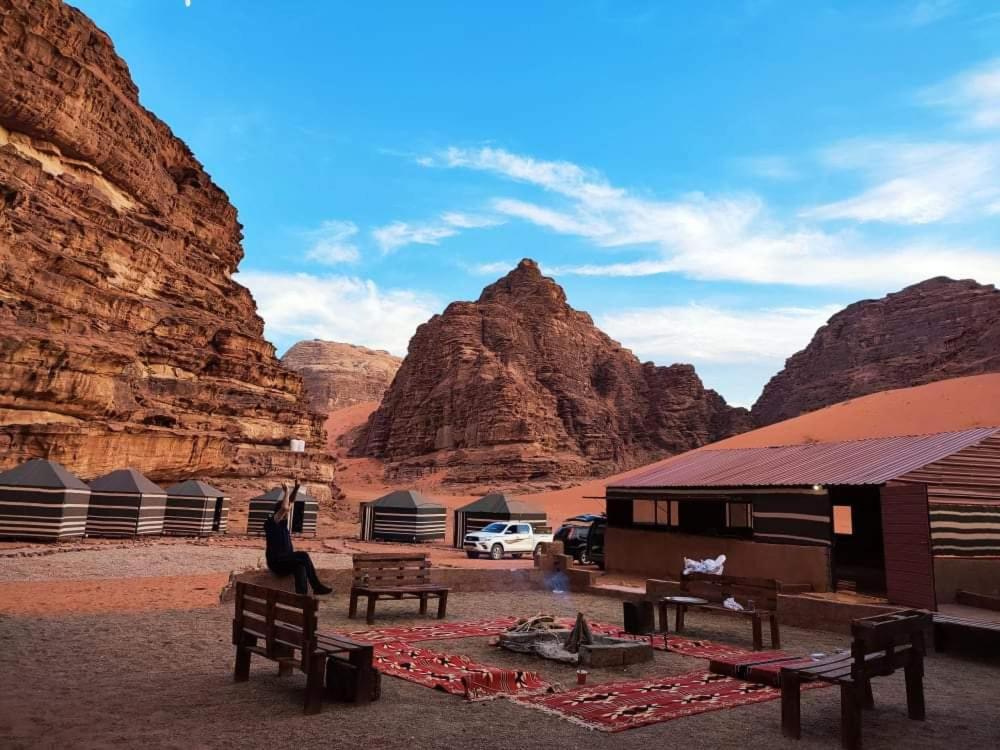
[751,277,1000,426]
[282,341,402,414]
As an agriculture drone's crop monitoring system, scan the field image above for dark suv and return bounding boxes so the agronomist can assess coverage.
[553,522,593,564]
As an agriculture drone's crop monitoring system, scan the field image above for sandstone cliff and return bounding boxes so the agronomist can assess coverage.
[282,341,401,415]
[0,0,336,498]
[751,277,1000,426]
[353,259,750,485]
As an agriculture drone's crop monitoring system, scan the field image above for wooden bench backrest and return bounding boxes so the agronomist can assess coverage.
[850,609,930,679]
[233,581,318,671]
[680,572,781,610]
[352,552,431,587]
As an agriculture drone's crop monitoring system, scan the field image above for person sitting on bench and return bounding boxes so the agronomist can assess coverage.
[264,479,333,596]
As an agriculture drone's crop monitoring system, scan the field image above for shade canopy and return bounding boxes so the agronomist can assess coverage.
[371,489,444,510]
[165,479,226,498]
[0,459,89,490]
[457,492,543,516]
[90,468,165,495]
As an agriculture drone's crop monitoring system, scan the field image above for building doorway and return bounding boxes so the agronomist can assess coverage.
[829,486,886,595]
[211,497,224,532]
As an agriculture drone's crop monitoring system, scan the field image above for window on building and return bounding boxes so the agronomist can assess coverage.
[833,505,853,535]
[633,500,657,525]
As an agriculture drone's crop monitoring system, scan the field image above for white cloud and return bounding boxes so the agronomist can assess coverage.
[372,211,503,252]
[803,139,1000,224]
[303,220,360,265]
[467,260,518,276]
[599,303,842,365]
[920,57,1000,130]
[903,0,959,27]
[236,271,438,356]
[736,155,799,181]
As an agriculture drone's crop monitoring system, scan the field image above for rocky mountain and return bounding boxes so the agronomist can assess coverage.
[282,341,401,415]
[0,0,335,498]
[353,259,750,484]
[752,277,1000,426]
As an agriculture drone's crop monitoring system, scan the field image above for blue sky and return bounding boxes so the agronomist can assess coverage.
[74,0,1000,406]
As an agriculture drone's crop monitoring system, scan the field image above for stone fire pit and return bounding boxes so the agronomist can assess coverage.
[498,614,653,668]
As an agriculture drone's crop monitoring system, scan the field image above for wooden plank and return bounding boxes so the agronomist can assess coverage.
[881,484,937,610]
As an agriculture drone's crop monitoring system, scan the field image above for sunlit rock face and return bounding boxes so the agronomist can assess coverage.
[0,0,336,498]
[752,277,1000,427]
[282,341,402,415]
[353,259,750,485]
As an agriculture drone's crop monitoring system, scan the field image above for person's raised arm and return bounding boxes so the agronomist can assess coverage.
[273,481,292,523]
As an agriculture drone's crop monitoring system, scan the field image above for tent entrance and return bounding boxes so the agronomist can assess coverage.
[292,500,305,533]
[212,498,224,532]
[829,486,886,595]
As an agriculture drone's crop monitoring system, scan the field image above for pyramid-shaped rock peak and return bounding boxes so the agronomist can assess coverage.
[353,260,750,485]
[751,277,1000,426]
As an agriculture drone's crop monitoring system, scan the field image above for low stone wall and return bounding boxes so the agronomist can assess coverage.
[606,527,831,592]
[222,565,550,602]
[777,594,901,634]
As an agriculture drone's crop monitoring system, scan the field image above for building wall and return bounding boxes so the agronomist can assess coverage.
[934,557,1000,602]
[605,526,831,591]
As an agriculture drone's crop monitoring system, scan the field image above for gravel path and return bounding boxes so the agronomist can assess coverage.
[1,591,997,749]
[0,545,350,581]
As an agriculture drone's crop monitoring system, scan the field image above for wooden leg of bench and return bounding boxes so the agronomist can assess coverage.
[862,679,874,710]
[419,593,428,615]
[437,591,448,619]
[752,613,763,651]
[904,660,925,720]
[780,671,802,740]
[304,655,324,715]
[770,613,781,649]
[234,637,253,682]
[657,601,668,633]
[350,647,376,704]
[348,591,359,619]
[840,682,862,750]
[366,595,377,625]
[675,604,685,633]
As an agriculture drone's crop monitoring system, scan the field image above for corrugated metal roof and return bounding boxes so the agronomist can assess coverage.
[609,427,1000,489]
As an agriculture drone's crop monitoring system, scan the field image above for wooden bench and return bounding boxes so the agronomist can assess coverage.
[232,582,377,713]
[658,573,793,650]
[780,609,930,750]
[349,552,450,625]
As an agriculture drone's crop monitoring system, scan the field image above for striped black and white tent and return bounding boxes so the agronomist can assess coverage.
[86,468,167,538]
[0,459,91,541]
[359,490,446,543]
[247,487,318,536]
[163,480,229,536]
[453,493,548,547]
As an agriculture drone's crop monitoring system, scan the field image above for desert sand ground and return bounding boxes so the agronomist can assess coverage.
[2,543,999,750]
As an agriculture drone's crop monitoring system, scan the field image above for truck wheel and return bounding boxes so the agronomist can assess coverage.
[466,551,479,559]
[490,544,504,561]
[579,549,592,565]
[533,543,543,558]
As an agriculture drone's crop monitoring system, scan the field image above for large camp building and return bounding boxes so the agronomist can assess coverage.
[0,459,91,541]
[86,468,167,538]
[359,490,447,543]
[605,427,1000,609]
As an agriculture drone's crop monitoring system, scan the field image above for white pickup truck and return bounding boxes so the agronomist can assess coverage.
[463,522,554,560]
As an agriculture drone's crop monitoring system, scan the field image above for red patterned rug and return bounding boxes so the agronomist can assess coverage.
[513,670,784,732]
[661,634,753,660]
[373,641,549,701]
[341,616,623,644]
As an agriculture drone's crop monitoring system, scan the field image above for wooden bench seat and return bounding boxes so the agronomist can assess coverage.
[658,572,798,650]
[233,582,378,713]
[780,609,930,750]
[933,611,1000,652]
[349,552,450,624]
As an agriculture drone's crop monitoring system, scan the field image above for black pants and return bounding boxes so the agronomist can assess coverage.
[267,551,323,594]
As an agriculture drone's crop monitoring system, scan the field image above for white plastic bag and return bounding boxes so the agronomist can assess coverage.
[682,554,726,575]
[723,596,744,611]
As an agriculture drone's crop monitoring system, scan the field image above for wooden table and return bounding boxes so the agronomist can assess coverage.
[657,595,709,633]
